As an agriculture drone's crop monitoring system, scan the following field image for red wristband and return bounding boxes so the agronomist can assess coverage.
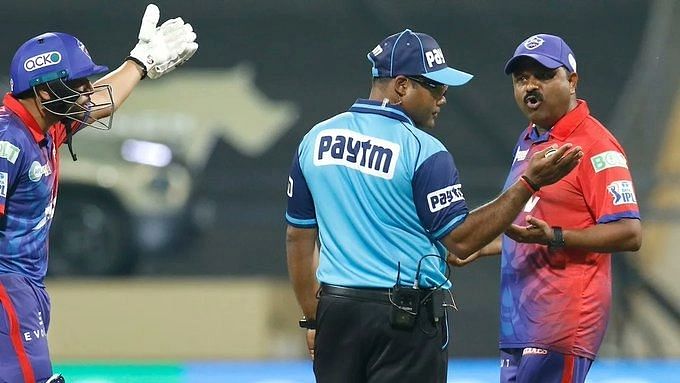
[519,175,539,193]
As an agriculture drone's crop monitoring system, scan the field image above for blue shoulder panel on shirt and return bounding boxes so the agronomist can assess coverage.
[285,149,317,227]
[412,151,468,239]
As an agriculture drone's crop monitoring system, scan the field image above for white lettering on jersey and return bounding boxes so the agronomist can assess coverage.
[522,347,548,355]
[591,151,628,173]
[0,141,20,164]
[425,48,446,68]
[314,129,400,180]
[514,147,529,163]
[287,176,294,197]
[33,196,57,231]
[523,195,540,212]
[427,184,464,212]
[608,180,637,206]
[22,311,47,342]
[0,172,7,198]
[28,161,51,182]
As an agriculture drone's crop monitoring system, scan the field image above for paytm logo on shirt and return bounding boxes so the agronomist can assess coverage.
[314,129,400,179]
[427,184,464,212]
[608,180,637,206]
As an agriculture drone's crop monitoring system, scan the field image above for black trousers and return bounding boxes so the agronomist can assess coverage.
[313,285,448,383]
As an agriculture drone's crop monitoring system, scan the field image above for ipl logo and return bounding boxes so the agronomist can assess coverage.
[523,36,545,50]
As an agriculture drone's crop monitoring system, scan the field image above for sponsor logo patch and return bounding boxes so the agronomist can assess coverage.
[23,51,62,72]
[28,161,51,182]
[591,151,627,173]
[314,129,400,180]
[608,180,637,205]
[522,347,548,355]
[0,141,20,164]
[371,45,383,56]
[0,172,7,198]
[427,184,464,212]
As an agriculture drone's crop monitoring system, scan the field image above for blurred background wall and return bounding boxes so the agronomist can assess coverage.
[0,0,678,360]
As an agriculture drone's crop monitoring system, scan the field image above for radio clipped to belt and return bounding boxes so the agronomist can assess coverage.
[388,256,451,331]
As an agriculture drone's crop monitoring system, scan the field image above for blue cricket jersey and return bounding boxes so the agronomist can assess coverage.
[286,99,469,288]
[0,93,73,287]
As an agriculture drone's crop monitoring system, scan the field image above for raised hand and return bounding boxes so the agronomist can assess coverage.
[128,4,198,80]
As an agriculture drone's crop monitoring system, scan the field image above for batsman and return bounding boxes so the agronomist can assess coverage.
[0,4,197,382]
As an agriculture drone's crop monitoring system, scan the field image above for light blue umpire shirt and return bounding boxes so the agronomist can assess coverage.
[286,99,468,289]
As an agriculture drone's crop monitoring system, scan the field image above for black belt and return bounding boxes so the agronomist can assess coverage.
[320,284,438,303]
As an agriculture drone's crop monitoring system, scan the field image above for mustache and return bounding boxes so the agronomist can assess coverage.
[524,91,544,103]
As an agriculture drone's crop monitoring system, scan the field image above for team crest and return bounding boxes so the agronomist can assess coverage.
[523,36,545,50]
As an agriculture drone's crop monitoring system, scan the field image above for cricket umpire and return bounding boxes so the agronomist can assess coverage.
[285,29,584,383]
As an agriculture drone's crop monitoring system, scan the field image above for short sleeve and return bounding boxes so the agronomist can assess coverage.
[285,149,317,228]
[580,139,640,224]
[412,151,468,239]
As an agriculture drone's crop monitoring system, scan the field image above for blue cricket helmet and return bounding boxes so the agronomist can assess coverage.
[9,32,109,95]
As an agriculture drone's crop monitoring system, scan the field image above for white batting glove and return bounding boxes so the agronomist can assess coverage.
[128,4,198,80]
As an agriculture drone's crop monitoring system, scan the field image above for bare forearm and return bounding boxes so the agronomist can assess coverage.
[563,219,641,253]
[443,181,531,258]
[90,60,144,119]
[286,226,320,318]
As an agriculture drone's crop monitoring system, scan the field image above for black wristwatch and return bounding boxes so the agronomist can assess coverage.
[299,316,317,330]
[548,226,565,252]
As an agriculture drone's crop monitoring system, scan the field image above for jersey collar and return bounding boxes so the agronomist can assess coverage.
[524,99,590,143]
[349,99,415,126]
[3,93,46,143]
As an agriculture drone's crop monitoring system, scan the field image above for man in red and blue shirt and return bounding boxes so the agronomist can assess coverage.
[461,34,642,383]
[0,5,197,382]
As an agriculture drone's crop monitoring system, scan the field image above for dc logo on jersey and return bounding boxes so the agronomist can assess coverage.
[427,184,464,212]
[314,129,400,180]
[608,180,637,205]
[0,172,7,198]
[23,51,62,72]
[28,161,51,182]
[523,36,545,50]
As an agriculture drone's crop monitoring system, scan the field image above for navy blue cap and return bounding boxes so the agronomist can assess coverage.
[367,29,473,86]
[504,34,577,75]
[9,32,109,95]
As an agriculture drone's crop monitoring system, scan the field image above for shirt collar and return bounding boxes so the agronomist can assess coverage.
[348,99,415,126]
[3,93,46,143]
[523,99,590,143]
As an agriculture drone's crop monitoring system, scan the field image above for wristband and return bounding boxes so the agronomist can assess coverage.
[520,175,540,193]
[548,226,565,251]
[125,56,148,79]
